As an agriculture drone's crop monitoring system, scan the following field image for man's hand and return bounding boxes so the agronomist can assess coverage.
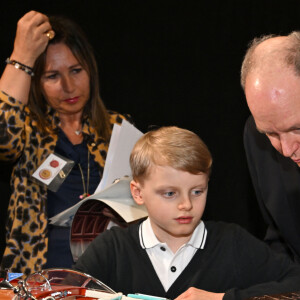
[175,287,225,300]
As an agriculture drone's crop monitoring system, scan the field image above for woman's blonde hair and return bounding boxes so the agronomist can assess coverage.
[130,126,212,183]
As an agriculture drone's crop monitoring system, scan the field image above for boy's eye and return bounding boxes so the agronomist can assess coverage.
[163,191,176,197]
[192,189,203,196]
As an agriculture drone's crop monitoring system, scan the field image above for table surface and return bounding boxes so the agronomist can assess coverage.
[247,292,300,299]
[2,278,300,300]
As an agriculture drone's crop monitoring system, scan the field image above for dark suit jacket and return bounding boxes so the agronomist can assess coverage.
[244,116,300,262]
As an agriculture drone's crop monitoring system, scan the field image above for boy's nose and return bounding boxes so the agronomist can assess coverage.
[178,196,193,210]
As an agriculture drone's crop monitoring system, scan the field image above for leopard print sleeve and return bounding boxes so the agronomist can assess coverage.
[0,91,27,161]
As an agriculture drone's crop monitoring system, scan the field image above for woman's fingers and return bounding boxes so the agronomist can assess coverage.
[12,11,53,66]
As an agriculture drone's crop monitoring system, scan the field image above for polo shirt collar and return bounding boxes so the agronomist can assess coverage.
[139,218,207,250]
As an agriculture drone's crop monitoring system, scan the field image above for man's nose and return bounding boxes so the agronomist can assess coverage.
[280,135,298,158]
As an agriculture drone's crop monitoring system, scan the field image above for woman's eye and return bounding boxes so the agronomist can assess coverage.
[46,73,57,79]
[72,68,82,74]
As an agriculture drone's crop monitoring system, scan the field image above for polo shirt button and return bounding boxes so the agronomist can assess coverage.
[171,266,176,272]
[160,246,166,251]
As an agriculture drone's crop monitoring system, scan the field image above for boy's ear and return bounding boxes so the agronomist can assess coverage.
[130,180,144,205]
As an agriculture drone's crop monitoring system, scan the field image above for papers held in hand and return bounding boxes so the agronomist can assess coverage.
[49,119,146,227]
[67,176,148,261]
[49,120,147,259]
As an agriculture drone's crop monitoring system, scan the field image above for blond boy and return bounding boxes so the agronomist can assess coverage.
[75,127,300,300]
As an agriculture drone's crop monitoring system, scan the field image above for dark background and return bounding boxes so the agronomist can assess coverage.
[1,0,300,261]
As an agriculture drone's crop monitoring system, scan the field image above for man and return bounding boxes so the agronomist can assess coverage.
[241,32,300,262]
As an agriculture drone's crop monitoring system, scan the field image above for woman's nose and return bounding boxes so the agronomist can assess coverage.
[61,75,75,93]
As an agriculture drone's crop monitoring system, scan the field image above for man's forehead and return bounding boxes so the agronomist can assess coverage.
[245,62,300,105]
[245,67,300,134]
[248,36,290,79]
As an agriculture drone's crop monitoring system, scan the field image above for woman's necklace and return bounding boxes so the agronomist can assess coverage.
[78,151,90,199]
[74,129,82,136]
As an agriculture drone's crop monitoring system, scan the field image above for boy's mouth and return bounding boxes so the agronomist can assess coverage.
[175,216,193,224]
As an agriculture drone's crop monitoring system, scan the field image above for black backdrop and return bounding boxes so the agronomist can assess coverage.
[1,0,300,261]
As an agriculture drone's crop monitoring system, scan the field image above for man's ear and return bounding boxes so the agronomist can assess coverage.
[130,180,144,205]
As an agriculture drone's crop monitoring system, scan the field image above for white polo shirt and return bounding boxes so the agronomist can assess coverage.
[139,218,207,291]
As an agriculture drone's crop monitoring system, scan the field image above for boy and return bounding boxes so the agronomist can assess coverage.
[74,126,300,300]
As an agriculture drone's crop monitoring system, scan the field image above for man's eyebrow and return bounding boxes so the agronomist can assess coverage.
[287,126,300,131]
[256,126,300,135]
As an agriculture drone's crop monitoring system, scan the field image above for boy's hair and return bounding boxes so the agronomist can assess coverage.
[130,126,212,183]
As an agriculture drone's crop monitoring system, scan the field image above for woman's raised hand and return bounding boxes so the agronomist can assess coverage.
[0,11,53,104]
[11,11,53,67]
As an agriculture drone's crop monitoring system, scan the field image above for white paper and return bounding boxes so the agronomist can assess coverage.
[97,124,121,190]
[49,177,148,227]
[49,120,146,227]
[96,119,143,193]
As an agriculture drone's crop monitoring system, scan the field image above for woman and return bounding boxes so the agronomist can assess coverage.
[0,11,130,275]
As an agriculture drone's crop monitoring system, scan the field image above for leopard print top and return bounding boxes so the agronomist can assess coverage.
[0,90,129,275]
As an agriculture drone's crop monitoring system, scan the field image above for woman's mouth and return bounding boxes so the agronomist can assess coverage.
[64,97,79,104]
